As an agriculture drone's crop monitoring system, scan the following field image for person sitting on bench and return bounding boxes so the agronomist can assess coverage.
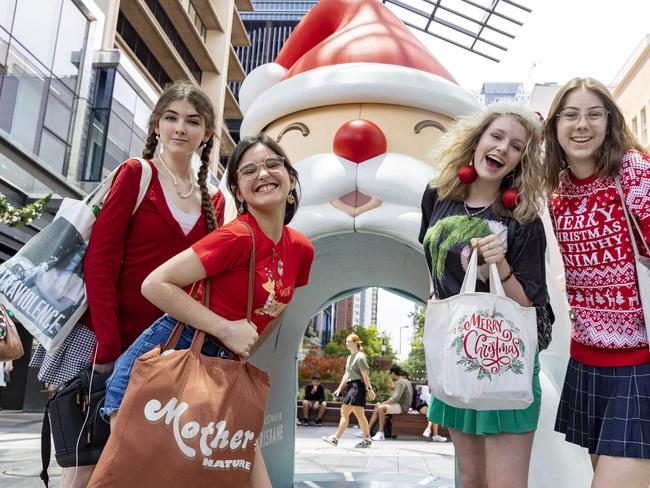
[301,375,327,425]
[367,365,412,440]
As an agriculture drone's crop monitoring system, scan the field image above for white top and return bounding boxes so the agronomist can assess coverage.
[161,182,200,235]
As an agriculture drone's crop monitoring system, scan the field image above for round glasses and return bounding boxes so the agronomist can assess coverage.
[237,155,286,179]
[556,107,609,124]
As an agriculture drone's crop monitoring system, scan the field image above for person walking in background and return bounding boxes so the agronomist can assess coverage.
[365,365,412,441]
[322,334,376,448]
[99,133,314,487]
[30,80,224,487]
[301,375,327,425]
[419,101,547,487]
[544,77,650,488]
[415,384,447,442]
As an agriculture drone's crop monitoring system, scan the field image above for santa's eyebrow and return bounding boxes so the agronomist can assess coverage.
[414,120,446,134]
[276,122,310,142]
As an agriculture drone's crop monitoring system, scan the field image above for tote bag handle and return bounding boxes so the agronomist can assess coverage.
[460,249,506,297]
[164,221,256,357]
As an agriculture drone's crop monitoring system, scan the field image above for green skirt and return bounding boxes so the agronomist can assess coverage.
[428,352,541,435]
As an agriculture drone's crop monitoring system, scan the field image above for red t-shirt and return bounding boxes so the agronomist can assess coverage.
[191,213,314,333]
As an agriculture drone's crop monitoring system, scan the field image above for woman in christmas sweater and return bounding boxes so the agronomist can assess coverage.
[31,81,224,487]
[545,77,650,487]
[419,102,548,487]
[101,134,314,487]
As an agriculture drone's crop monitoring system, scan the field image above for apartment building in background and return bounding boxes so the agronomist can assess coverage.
[613,34,650,150]
[0,0,250,409]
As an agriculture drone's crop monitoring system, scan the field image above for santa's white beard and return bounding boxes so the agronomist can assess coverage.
[288,151,435,249]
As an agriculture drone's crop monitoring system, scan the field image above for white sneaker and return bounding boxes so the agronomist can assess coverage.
[371,432,385,441]
[354,432,365,438]
[422,427,432,438]
[432,435,447,442]
[322,434,339,446]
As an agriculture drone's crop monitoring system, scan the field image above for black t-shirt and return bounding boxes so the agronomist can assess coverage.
[418,185,547,306]
[304,384,325,402]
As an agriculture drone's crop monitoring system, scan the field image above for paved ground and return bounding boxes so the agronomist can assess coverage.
[0,411,455,487]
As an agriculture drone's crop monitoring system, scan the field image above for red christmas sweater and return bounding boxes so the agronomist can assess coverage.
[550,150,650,367]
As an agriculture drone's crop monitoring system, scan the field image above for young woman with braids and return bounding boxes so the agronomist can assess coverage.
[31,81,224,487]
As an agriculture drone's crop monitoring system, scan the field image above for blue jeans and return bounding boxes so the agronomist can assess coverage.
[101,315,232,420]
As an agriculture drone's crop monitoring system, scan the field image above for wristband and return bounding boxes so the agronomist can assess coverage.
[500,267,515,284]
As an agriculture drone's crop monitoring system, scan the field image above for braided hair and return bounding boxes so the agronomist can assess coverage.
[142,80,217,231]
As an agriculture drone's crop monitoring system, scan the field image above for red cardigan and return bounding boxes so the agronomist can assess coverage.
[82,159,225,363]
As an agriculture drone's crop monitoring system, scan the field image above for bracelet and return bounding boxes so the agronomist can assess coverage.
[500,267,515,284]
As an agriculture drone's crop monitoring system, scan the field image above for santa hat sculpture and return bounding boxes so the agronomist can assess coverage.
[239,0,480,136]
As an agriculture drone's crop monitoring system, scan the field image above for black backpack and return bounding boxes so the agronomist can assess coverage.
[40,367,110,486]
[370,414,393,438]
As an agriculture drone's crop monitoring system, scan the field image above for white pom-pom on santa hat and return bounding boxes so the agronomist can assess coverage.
[239,0,481,136]
[239,63,288,115]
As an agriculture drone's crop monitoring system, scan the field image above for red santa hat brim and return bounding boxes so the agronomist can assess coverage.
[240,62,481,137]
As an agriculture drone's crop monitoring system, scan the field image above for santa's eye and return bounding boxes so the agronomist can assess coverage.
[276,122,310,142]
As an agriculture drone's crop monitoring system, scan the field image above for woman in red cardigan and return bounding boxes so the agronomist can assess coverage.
[31,80,224,487]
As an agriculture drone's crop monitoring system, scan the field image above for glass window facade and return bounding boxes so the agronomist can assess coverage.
[82,69,151,182]
[0,0,88,188]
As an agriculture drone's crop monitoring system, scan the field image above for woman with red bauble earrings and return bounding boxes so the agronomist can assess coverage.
[419,102,549,487]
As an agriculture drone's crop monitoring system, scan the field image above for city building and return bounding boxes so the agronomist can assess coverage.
[0,0,250,409]
[480,82,523,105]
[358,287,378,327]
[227,0,316,141]
[612,34,650,150]
[527,82,561,118]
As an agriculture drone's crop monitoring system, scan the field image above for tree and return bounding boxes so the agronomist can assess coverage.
[400,304,427,381]
[324,324,395,360]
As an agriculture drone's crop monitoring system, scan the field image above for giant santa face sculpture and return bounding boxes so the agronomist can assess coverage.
[233,0,480,247]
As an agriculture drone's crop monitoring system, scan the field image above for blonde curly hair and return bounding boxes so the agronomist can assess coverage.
[430,101,545,224]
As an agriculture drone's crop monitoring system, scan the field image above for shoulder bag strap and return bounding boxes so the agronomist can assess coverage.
[40,402,52,486]
[185,221,256,358]
[615,177,650,257]
[132,158,153,214]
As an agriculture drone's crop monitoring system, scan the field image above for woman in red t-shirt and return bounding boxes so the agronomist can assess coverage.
[102,134,314,487]
[32,80,224,487]
[545,77,650,487]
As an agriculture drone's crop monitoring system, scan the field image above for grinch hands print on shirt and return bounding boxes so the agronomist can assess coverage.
[424,215,508,291]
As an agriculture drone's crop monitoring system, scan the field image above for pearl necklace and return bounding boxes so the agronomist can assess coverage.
[463,201,491,218]
[158,153,195,199]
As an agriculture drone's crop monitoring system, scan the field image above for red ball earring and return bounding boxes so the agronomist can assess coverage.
[457,162,477,184]
[501,187,520,209]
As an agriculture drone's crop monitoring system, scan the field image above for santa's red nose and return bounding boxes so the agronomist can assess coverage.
[333,119,387,163]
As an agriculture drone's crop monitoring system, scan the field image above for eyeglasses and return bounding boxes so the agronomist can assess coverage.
[556,107,609,124]
[237,155,286,179]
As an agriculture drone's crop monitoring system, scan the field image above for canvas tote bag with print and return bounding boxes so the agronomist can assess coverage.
[616,178,650,348]
[89,223,271,488]
[424,249,538,410]
[0,159,152,352]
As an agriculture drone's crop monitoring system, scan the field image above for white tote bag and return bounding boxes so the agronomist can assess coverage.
[616,178,650,349]
[0,159,151,352]
[424,249,538,410]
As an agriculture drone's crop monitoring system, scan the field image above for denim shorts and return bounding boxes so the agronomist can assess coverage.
[101,314,233,420]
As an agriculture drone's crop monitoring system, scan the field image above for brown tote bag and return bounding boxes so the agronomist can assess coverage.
[89,222,270,487]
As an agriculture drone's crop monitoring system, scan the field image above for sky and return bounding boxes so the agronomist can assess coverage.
[405,0,650,92]
[373,0,650,360]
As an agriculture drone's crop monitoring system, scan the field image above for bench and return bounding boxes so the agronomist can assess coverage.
[295,400,449,439]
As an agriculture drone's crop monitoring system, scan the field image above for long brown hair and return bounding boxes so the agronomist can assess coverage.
[142,80,218,231]
[431,101,544,223]
[543,77,646,195]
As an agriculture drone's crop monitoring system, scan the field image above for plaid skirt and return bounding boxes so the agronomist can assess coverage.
[555,357,650,459]
[29,323,95,386]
